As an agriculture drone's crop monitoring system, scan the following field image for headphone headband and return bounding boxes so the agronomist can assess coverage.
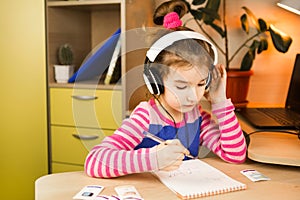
[146,31,218,65]
[144,31,217,95]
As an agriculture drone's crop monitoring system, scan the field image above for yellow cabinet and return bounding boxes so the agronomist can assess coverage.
[50,87,121,173]
[50,88,122,129]
[51,126,114,171]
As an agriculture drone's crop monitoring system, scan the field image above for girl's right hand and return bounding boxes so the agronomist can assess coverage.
[204,64,227,104]
[155,139,189,171]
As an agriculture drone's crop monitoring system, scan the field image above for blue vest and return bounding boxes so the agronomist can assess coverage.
[135,117,202,160]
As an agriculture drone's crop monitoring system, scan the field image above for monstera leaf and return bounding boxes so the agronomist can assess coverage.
[269,25,293,53]
[183,0,293,71]
[242,7,260,31]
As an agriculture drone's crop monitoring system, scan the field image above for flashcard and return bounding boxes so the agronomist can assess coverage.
[95,195,120,200]
[73,185,104,199]
[114,185,143,200]
[240,169,271,182]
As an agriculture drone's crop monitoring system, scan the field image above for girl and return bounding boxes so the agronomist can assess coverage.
[85,0,246,178]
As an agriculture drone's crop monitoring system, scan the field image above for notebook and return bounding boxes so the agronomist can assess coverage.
[238,54,300,129]
[153,159,246,199]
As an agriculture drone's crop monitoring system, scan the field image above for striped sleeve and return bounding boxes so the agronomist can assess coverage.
[200,99,247,163]
[84,103,159,178]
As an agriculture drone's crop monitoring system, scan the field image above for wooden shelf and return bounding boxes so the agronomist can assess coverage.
[49,82,122,90]
[47,0,122,7]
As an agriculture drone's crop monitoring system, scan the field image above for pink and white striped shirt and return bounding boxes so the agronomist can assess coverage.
[85,98,246,178]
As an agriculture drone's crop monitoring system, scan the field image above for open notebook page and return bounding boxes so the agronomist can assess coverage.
[153,159,246,199]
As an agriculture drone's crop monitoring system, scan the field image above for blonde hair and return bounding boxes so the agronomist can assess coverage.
[148,0,215,79]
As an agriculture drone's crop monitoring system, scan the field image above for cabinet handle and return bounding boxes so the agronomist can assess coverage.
[72,134,99,140]
[71,95,98,100]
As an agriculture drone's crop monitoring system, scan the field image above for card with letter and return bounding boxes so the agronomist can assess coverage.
[73,185,104,200]
[114,185,143,200]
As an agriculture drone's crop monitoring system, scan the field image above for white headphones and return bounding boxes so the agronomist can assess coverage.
[143,31,218,95]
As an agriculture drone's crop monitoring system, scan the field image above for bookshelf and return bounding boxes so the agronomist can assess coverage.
[45,0,154,172]
[46,0,155,112]
[46,0,122,86]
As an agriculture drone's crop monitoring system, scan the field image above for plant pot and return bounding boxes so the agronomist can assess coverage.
[54,65,74,83]
[226,69,253,108]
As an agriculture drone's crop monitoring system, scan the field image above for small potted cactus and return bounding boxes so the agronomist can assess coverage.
[54,43,74,83]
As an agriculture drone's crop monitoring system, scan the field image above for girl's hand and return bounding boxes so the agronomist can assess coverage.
[204,64,227,104]
[155,139,190,171]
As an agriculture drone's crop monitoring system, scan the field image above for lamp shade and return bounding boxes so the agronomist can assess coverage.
[277,0,300,15]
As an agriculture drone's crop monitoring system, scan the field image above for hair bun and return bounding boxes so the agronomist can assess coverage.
[163,12,182,29]
[153,0,188,26]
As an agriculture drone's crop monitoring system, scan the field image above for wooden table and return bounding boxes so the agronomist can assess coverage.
[35,157,300,200]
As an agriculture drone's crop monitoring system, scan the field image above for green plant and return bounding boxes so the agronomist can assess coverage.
[183,0,293,71]
[57,43,74,65]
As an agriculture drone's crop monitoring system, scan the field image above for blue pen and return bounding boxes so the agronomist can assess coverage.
[143,131,195,159]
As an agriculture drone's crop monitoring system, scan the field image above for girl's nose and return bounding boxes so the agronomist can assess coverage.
[186,88,198,103]
[187,96,196,102]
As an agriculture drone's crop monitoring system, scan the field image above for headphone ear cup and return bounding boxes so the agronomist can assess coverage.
[205,71,212,90]
[143,68,156,95]
[143,67,164,95]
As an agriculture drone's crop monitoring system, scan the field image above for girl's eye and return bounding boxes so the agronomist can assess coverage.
[176,85,187,90]
[197,82,206,87]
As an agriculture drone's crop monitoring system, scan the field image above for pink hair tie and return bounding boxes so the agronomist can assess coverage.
[163,12,182,29]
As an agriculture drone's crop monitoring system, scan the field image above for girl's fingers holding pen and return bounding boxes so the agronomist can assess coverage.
[156,139,190,170]
[165,139,191,157]
[161,159,183,171]
[164,139,181,145]
[183,148,191,157]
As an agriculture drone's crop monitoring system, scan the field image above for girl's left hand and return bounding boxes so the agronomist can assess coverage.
[204,64,227,104]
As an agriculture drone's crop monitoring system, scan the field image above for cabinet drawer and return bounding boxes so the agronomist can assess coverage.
[50,88,122,129]
[51,126,114,165]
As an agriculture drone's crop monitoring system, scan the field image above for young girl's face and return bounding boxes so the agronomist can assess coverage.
[161,65,208,115]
